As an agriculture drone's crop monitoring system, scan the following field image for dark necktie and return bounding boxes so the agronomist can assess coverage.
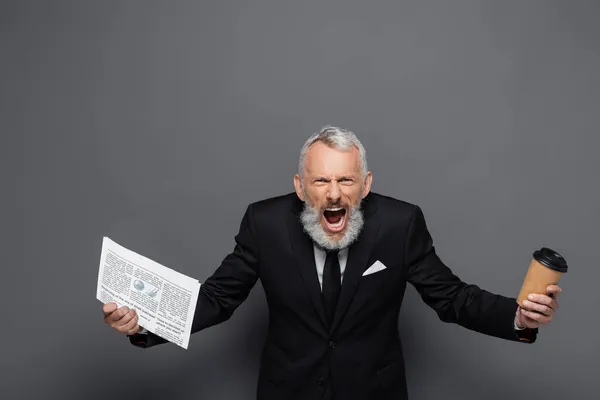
[322,250,341,325]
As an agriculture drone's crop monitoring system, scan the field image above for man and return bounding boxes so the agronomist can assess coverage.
[102,126,562,400]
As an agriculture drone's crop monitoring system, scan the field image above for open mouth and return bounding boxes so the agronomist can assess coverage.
[322,207,347,233]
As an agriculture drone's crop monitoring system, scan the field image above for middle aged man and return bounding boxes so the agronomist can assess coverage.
[102,126,563,400]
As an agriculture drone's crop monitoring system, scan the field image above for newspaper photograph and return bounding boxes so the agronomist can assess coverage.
[96,237,200,349]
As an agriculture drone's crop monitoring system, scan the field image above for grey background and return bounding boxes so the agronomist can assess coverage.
[3,0,599,399]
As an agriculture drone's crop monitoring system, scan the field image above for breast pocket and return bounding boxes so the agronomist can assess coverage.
[362,263,391,278]
[354,265,394,304]
[357,261,405,304]
[360,261,395,285]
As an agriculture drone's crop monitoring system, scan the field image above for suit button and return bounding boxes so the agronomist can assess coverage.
[329,341,336,349]
[316,376,325,386]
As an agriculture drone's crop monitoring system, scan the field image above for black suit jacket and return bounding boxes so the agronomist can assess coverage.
[130,192,536,399]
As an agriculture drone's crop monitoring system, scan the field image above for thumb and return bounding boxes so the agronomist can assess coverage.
[102,302,117,316]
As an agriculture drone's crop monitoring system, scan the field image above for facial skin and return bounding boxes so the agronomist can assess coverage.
[294,141,372,249]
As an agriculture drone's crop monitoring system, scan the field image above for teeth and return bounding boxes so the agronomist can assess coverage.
[325,207,344,211]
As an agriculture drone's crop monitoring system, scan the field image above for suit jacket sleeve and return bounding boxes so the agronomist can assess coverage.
[404,206,537,343]
[129,204,261,348]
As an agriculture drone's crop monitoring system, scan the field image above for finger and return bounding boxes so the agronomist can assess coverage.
[119,314,139,334]
[125,324,141,336]
[125,318,141,336]
[522,300,553,316]
[517,313,538,329]
[114,309,136,327]
[520,308,552,324]
[102,302,117,316]
[104,306,129,323]
[527,293,554,307]
[547,285,563,298]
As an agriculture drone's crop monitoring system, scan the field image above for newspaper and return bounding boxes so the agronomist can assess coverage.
[96,237,200,349]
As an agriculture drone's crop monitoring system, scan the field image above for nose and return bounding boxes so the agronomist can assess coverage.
[326,182,341,203]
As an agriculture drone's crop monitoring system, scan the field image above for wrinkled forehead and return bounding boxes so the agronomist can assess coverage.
[304,142,362,177]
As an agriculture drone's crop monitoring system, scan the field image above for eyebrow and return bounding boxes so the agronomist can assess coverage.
[314,176,356,181]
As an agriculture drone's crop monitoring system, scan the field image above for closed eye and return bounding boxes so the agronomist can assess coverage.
[312,177,355,185]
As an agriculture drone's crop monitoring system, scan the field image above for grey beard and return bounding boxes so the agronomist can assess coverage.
[299,200,365,251]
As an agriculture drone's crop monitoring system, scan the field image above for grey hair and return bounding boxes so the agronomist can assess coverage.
[298,125,368,178]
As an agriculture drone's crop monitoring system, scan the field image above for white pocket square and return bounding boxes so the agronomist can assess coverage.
[362,260,386,276]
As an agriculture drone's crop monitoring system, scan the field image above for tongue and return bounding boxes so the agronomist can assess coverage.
[326,214,342,224]
[324,209,345,224]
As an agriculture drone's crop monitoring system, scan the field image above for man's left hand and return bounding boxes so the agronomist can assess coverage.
[515,284,562,329]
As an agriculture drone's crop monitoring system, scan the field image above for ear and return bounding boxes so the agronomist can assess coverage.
[293,174,305,201]
[361,171,373,198]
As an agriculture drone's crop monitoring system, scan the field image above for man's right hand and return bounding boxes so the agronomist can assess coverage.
[102,302,142,335]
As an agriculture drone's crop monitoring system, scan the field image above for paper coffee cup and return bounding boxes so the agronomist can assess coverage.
[517,247,568,308]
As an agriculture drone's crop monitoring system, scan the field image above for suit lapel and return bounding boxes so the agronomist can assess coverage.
[330,204,379,334]
[288,206,328,330]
